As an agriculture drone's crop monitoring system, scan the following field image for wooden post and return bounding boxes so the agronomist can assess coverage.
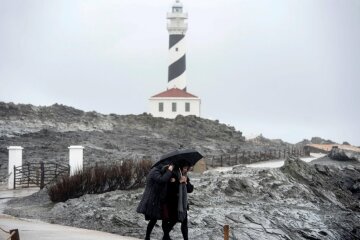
[212,156,214,167]
[36,169,39,186]
[27,162,30,188]
[55,163,58,178]
[220,155,223,167]
[235,154,238,165]
[40,161,45,189]
[13,166,16,190]
[224,225,229,240]
[9,229,20,240]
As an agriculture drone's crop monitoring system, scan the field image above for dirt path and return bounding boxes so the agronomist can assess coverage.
[0,214,140,240]
[0,187,141,240]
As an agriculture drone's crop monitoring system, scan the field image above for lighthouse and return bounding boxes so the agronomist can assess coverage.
[167,0,188,91]
[149,0,201,119]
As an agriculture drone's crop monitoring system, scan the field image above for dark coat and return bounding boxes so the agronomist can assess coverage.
[163,170,194,222]
[136,166,173,220]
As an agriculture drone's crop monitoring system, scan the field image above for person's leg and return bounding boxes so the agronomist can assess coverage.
[181,215,188,240]
[162,220,177,240]
[145,219,157,240]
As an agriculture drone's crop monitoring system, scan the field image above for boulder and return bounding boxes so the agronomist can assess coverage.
[329,146,360,162]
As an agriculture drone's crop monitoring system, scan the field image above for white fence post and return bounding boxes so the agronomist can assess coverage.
[68,146,84,176]
[7,146,23,189]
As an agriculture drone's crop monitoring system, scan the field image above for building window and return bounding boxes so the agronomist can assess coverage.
[173,7,182,13]
[159,102,164,112]
[185,102,190,112]
[172,102,177,112]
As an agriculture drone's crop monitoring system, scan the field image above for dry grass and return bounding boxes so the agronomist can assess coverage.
[48,159,152,202]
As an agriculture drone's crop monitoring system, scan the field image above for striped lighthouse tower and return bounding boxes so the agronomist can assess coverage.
[149,0,201,118]
[167,0,188,91]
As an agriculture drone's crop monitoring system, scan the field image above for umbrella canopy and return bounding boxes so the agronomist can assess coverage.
[152,148,203,169]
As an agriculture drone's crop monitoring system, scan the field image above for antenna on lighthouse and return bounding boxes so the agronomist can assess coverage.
[167,0,188,91]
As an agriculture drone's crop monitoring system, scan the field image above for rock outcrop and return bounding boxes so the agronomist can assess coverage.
[329,146,360,162]
[296,137,338,150]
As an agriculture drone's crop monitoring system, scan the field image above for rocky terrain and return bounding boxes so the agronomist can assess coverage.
[329,146,360,162]
[1,102,343,167]
[295,137,337,150]
[0,102,296,170]
[1,102,360,239]
[4,157,360,240]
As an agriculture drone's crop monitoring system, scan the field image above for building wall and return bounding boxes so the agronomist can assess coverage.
[149,97,201,118]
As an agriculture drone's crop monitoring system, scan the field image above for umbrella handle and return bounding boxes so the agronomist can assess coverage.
[179,169,188,184]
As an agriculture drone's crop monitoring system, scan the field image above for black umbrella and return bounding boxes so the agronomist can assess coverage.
[152,148,203,169]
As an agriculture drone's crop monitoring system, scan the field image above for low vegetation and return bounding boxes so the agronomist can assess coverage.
[48,159,152,202]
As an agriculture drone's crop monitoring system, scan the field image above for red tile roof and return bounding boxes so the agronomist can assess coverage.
[151,88,199,98]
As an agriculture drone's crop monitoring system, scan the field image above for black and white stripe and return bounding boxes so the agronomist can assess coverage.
[167,0,188,91]
[168,34,187,91]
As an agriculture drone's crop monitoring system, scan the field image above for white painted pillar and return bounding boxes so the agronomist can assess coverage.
[7,146,23,189]
[68,146,84,176]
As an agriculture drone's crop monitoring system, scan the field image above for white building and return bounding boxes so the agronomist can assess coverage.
[149,88,201,118]
[149,0,201,119]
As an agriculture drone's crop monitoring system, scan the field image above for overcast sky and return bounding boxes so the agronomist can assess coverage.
[0,0,359,145]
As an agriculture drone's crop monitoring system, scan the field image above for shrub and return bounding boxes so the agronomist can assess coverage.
[48,159,152,203]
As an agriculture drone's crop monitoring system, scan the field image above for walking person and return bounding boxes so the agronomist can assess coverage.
[137,164,174,240]
[162,161,194,240]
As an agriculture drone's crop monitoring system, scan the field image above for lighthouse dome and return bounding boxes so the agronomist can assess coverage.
[173,0,183,8]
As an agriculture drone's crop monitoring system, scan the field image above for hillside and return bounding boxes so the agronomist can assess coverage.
[0,102,294,167]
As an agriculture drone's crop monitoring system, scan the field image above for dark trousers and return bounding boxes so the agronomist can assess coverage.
[181,216,189,240]
[162,216,188,240]
[145,219,157,240]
